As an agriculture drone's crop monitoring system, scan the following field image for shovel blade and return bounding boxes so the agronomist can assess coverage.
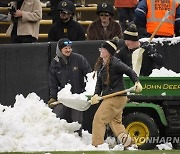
[58,98,91,111]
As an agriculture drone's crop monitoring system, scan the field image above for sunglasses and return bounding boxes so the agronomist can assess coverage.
[99,13,110,17]
[63,41,72,45]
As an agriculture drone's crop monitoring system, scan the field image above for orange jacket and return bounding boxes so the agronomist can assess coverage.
[146,0,178,36]
[114,0,138,8]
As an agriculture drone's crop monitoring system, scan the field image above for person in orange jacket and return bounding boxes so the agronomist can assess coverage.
[135,0,180,38]
[114,0,138,32]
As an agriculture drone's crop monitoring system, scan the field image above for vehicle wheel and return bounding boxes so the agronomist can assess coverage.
[123,112,159,150]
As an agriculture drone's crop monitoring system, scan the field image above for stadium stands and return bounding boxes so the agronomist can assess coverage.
[0,0,116,43]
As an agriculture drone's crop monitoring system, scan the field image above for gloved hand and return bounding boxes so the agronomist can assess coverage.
[90,94,102,105]
[141,42,157,57]
[48,98,57,108]
[134,82,143,93]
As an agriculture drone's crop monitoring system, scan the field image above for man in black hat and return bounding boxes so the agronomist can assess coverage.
[115,22,164,76]
[48,38,92,136]
[49,0,74,23]
[48,0,85,41]
[86,2,123,40]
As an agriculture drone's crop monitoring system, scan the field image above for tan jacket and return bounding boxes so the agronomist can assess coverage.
[114,0,138,8]
[6,0,42,39]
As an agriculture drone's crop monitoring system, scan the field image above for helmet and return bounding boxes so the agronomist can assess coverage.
[57,0,75,15]
[96,3,114,16]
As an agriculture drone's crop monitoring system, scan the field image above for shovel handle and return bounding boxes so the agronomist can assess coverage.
[101,86,136,100]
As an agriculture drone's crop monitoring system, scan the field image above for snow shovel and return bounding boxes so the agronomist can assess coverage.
[52,86,136,111]
[132,10,170,76]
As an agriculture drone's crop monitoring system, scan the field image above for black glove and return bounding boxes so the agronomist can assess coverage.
[141,42,157,57]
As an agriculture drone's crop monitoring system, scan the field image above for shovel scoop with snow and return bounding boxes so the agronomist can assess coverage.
[52,86,136,111]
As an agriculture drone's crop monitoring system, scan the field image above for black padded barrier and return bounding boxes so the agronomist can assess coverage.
[161,41,180,73]
[0,43,50,106]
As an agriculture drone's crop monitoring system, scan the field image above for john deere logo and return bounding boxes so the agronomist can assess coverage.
[62,2,67,7]
[102,3,107,8]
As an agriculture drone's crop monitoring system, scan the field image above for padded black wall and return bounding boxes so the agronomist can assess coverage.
[162,41,180,73]
[0,43,50,106]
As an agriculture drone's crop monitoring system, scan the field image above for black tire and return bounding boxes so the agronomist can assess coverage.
[123,112,159,150]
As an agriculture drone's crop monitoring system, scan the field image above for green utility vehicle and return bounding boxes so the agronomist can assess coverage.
[123,77,180,150]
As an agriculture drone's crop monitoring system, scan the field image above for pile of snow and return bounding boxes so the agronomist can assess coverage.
[58,84,88,101]
[0,93,85,152]
[0,93,126,152]
[57,72,97,101]
[149,67,180,77]
[140,36,180,45]
[84,72,97,96]
[156,142,173,150]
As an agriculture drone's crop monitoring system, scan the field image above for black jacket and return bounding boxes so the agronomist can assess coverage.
[49,52,92,99]
[48,19,86,41]
[95,56,139,96]
[115,42,164,76]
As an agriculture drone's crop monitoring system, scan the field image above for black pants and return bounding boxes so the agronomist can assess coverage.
[11,35,37,43]
[53,103,83,136]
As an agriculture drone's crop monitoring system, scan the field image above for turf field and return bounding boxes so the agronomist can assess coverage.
[1,150,180,154]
